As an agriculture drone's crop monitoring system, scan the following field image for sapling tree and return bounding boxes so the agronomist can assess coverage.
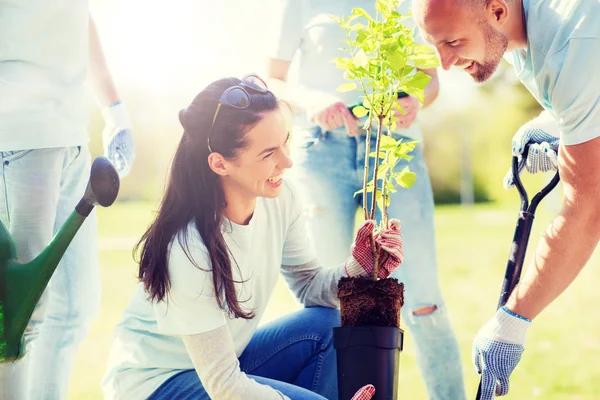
[333,0,440,280]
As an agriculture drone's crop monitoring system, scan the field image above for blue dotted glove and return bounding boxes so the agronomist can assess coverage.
[102,102,136,178]
[472,307,531,399]
[503,111,560,189]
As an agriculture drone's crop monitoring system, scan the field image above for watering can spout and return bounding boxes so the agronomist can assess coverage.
[0,156,119,363]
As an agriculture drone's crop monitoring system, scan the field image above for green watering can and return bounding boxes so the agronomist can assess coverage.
[0,156,119,363]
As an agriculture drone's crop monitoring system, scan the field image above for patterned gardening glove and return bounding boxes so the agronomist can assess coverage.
[102,102,136,178]
[472,307,531,399]
[344,219,404,279]
[350,384,375,400]
[503,111,560,189]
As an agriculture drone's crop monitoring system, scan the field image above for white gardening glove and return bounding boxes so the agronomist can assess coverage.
[102,102,135,178]
[473,307,531,399]
[503,111,560,189]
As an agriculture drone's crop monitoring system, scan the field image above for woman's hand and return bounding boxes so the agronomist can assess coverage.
[345,219,404,279]
[350,384,376,400]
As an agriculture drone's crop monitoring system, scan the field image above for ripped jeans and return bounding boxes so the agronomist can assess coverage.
[288,126,466,400]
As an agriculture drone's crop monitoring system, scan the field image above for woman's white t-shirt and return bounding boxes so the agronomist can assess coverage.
[102,182,318,400]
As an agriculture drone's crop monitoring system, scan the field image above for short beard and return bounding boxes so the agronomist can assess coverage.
[473,20,509,82]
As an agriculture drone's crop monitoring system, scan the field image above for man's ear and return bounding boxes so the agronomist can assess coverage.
[486,0,509,26]
[208,153,229,176]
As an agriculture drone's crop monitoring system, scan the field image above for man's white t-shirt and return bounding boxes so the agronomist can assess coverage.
[102,181,318,400]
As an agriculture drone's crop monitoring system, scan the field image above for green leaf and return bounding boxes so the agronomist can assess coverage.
[387,50,406,71]
[401,72,431,104]
[352,8,373,22]
[378,134,397,150]
[337,82,357,93]
[350,22,367,31]
[352,105,368,118]
[353,49,369,68]
[395,167,417,188]
[369,151,386,159]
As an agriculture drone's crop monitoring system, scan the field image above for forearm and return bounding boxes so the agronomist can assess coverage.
[266,77,335,114]
[421,68,439,108]
[183,327,289,400]
[87,16,120,107]
[281,259,350,308]
[506,202,600,319]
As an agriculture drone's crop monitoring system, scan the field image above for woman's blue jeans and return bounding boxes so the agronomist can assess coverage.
[149,307,339,400]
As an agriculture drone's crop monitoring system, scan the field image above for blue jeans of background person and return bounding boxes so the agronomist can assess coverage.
[0,147,99,400]
[289,126,466,400]
[149,307,339,400]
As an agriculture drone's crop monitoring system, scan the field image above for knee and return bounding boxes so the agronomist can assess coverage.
[306,307,340,337]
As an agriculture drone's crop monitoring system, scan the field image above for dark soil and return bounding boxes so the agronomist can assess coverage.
[338,277,404,327]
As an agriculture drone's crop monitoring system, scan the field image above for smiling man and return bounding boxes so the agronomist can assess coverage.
[412,0,600,398]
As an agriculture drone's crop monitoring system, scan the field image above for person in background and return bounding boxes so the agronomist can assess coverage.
[264,1,467,399]
[0,5,135,399]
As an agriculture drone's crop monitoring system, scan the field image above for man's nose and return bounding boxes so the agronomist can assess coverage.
[438,47,458,70]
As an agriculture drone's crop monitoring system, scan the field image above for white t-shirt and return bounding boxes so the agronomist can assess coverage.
[0,0,90,151]
[102,182,318,400]
[265,0,427,140]
[509,0,600,145]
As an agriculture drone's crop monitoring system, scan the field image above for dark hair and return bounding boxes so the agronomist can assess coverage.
[136,77,279,319]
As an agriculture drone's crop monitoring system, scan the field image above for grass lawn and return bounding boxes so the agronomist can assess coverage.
[68,199,600,399]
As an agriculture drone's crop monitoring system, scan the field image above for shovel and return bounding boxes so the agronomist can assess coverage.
[475,146,560,399]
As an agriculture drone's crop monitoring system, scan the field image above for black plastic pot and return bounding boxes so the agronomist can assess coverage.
[334,326,404,400]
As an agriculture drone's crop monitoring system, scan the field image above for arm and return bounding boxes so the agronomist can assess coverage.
[281,220,404,307]
[420,68,439,108]
[87,15,120,107]
[394,67,438,128]
[506,137,600,319]
[87,15,135,177]
[505,38,600,320]
[183,326,289,400]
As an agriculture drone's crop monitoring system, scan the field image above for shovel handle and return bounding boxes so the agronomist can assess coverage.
[476,148,560,400]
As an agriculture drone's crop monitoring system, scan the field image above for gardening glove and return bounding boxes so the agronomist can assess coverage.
[102,102,136,178]
[344,219,404,279]
[350,384,376,400]
[503,111,560,189]
[472,307,531,399]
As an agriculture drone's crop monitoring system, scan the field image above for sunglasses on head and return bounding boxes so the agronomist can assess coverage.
[207,74,269,153]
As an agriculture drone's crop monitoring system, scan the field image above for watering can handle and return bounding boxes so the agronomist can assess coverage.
[76,156,120,216]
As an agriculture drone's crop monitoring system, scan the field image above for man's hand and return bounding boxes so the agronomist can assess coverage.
[307,95,360,136]
[102,102,135,178]
[344,219,404,279]
[503,112,561,189]
[350,384,375,400]
[472,307,531,399]
[392,96,420,129]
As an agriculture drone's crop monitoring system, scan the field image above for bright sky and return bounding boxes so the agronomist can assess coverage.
[91,0,479,117]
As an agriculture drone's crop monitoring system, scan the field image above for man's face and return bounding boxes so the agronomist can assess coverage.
[412,0,509,82]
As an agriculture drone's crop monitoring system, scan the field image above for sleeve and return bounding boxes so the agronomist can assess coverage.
[264,0,304,61]
[281,182,318,266]
[153,230,227,336]
[183,326,290,400]
[548,38,600,146]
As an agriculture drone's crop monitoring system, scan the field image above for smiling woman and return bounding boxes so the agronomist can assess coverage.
[100,75,400,400]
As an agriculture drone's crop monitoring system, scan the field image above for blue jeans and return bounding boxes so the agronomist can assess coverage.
[288,126,466,400]
[149,307,339,400]
[0,147,99,400]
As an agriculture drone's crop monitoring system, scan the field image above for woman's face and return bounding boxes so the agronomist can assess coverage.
[222,109,293,200]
